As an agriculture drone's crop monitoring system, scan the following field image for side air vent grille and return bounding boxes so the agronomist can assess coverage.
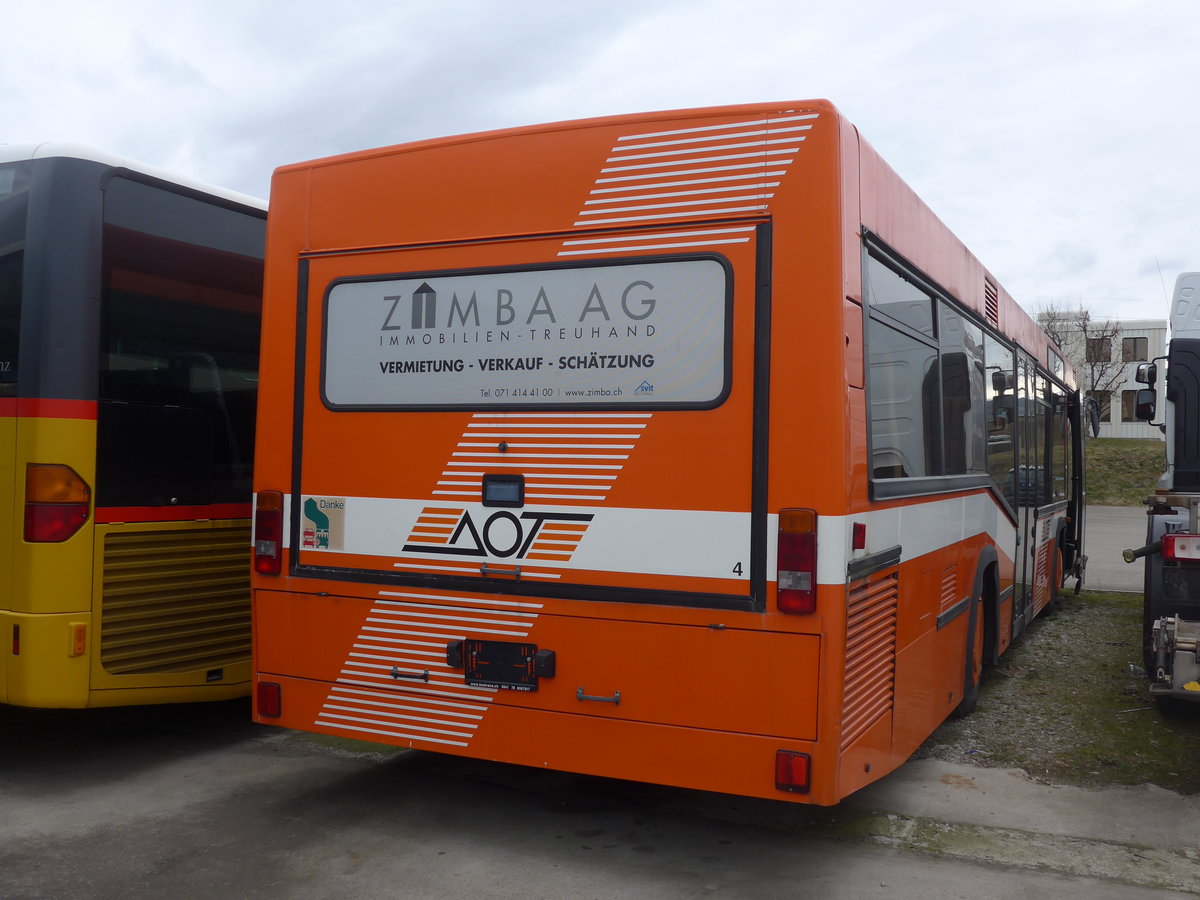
[984,279,1000,327]
[842,567,899,751]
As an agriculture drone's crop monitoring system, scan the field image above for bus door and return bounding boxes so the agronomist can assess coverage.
[274,227,786,734]
[294,234,760,602]
[1013,354,1039,630]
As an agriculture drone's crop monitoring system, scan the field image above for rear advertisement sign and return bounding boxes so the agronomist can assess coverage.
[321,257,729,408]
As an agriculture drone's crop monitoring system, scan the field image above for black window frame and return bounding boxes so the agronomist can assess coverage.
[863,237,990,501]
[863,233,1072,512]
[1122,336,1148,364]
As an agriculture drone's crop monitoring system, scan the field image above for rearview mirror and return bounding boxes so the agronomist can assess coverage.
[1135,362,1158,387]
[1084,396,1101,437]
[1135,388,1157,422]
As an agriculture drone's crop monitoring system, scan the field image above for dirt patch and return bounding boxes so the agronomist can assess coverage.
[915,590,1200,795]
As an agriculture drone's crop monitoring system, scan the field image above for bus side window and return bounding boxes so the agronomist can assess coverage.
[0,252,19,396]
[867,317,936,478]
[984,335,1016,505]
[0,161,31,396]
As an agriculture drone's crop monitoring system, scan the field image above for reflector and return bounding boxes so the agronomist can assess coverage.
[775,749,811,793]
[257,681,282,718]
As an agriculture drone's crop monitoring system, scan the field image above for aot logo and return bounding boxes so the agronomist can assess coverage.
[403,507,593,561]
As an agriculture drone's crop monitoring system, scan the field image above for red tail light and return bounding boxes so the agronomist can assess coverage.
[777,508,817,614]
[1162,533,1200,562]
[254,491,284,575]
[775,749,811,793]
[24,464,90,542]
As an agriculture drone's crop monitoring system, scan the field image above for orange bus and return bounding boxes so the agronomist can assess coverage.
[251,100,1088,804]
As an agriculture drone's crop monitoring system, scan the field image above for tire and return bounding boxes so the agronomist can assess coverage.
[952,598,984,718]
[1048,546,1065,613]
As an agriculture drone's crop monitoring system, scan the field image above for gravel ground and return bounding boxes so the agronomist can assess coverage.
[914,589,1200,795]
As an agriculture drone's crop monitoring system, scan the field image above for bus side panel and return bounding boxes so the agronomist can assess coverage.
[3,413,96,708]
[880,528,999,758]
[0,409,12,702]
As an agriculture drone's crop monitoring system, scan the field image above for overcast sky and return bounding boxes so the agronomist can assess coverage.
[5,0,1197,321]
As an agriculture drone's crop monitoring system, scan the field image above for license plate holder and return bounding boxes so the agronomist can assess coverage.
[462,639,539,692]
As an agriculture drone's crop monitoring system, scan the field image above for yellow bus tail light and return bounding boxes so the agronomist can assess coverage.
[777,508,817,614]
[254,491,284,575]
[24,464,91,543]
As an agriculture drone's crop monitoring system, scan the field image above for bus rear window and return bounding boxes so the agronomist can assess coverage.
[321,256,731,410]
[98,176,264,507]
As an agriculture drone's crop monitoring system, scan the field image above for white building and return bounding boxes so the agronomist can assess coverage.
[1038,314,1167,440]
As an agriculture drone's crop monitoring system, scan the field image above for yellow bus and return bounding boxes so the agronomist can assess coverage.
[1,144,265,708]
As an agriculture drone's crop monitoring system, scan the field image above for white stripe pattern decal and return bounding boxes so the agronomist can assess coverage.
[558,112,818,256]
[434,411,652,505]
[314,590,543,746]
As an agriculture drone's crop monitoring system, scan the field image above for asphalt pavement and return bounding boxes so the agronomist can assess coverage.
[1085,504,1149,592]
[2,504,1195,897]
[3,701,1198,898]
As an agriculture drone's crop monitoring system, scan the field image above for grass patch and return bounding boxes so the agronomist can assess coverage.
[1085,438,1166,507]
[922,590,1200,794]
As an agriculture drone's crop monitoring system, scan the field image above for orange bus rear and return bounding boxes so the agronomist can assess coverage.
[251,100,1087,804]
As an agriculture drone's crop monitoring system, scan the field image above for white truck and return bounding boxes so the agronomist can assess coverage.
[1124,272,1200,704]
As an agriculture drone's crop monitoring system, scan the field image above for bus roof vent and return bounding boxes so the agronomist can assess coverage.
[984,279,1000,327]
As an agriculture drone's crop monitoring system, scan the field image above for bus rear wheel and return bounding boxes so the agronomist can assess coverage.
[952,598,984,718]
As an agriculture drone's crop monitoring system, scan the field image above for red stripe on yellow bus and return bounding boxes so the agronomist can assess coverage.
[94,503,252,524]
[0,399,98,419]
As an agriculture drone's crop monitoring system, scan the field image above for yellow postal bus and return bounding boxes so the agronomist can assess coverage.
[1,144,265,708]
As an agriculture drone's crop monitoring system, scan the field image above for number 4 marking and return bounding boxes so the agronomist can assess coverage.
[732,562,744,577]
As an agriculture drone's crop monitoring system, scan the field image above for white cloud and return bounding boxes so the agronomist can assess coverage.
[4,0,1197,320]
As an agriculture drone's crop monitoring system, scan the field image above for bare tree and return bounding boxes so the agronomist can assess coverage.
[1037,301,1126,420]
[1037,300,1076,352]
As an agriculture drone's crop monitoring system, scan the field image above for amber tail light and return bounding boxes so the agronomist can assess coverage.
[24,464,91,543]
